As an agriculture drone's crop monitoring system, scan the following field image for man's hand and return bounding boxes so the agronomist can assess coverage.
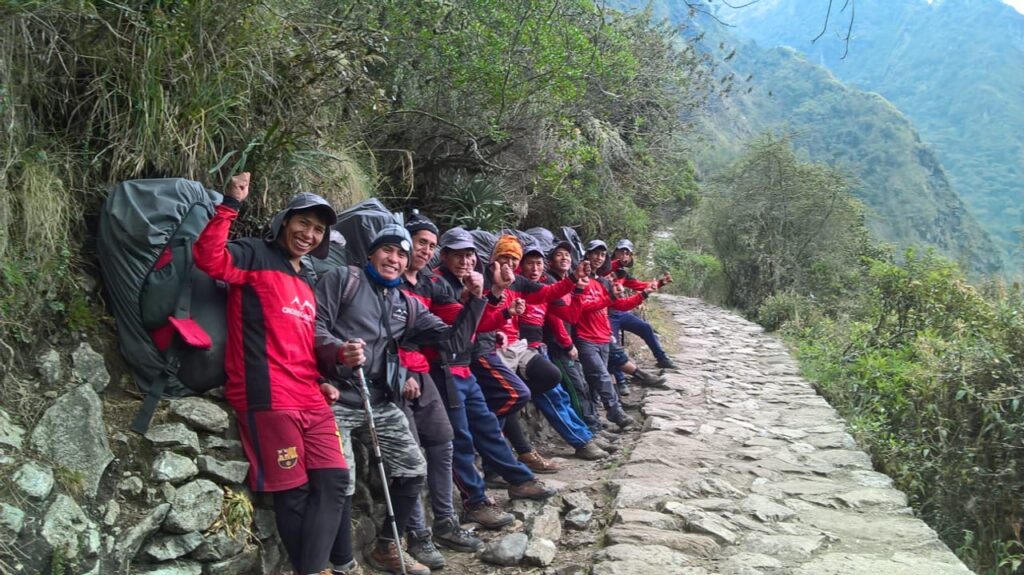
[320,382,339,404]
[225,172,251,202]
[575,275,590,290]
[509,298,526,317]
[574,260,591,280]
[643,283,658,296]
[660,273,673,287]
[337,339,365,368]
[495,331,508,351]
[402,376,421,401]
[491,261,515,290]
[568,345,579,361]
[462,271,484,298]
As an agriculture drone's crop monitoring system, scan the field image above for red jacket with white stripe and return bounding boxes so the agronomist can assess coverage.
[193,199,325,413]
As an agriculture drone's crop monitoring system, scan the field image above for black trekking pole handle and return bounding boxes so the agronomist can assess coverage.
[354,365,408,575]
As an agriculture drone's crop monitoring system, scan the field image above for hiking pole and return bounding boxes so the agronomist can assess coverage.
[354,365,408,575]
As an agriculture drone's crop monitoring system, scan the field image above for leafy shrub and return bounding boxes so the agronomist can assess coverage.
[756,292,820,332]
[652,238,728,303]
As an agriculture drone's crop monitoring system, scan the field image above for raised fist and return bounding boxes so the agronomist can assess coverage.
[574,260,591,279]
[225,172,250,202]
[509,298,526,316]
[462,271,485,298]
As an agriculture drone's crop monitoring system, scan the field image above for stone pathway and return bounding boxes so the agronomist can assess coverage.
[594,294,974,575]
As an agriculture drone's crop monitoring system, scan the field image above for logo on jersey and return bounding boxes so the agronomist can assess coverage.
[282,295,315,323]
[277,446,299,469]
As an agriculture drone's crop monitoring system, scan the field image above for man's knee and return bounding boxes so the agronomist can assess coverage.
[390,474,425,498]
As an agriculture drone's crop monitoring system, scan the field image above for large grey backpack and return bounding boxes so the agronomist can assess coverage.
[98,179,227,433]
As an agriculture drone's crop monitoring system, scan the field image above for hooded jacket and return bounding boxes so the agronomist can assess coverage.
[193,196,331,412]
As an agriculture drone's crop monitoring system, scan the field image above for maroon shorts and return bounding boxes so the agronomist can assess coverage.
[236,406,347,492]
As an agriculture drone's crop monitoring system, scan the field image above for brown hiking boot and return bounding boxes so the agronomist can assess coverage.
[593,436,620,453]
[632,368,667,388]
[365,540,430,575]
[507,479,558,501]
[329,560,365,575]
[463,499,514,529]
[518,450,560,473]
[574,441,609,460]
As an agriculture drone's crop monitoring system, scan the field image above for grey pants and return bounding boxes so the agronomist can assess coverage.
[332,401,427,497]
[576,339,622,414]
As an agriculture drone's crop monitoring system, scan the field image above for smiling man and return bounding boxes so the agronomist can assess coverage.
[193,172,352,575]
[315,224,489,575]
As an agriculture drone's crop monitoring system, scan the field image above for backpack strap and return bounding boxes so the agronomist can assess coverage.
[131,237,197,435]
[342,265,361,307]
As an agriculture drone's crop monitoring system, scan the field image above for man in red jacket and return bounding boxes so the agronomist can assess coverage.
[193,172,360,575]
[573,239,657,430]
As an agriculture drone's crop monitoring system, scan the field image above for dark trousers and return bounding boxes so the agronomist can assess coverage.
[610,309,669,361]
[432,367,534,506]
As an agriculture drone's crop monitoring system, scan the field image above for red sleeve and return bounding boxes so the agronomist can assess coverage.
[610,292,645,312]
[193,203,250,285]
[548,295,581,325]
[521,276,574,304]
[477,304,510,332]
[545,307,574,349]
[622,277,653,291]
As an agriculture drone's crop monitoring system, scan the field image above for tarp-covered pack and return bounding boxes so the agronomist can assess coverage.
[470,229,499,271]
[98,179,227,433]
[524,227,555,256]
[334,198,403,265]
[560,226,585,264]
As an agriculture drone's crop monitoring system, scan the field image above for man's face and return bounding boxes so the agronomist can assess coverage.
[521,254,545,281]
[586,249,607,271]
[369,244,409,281]
[550,248,572,274]
[409,230,438,272]
[280,210,327,261]
[441,248,477,277]
[614,248,633,265]
[494,254,520,271]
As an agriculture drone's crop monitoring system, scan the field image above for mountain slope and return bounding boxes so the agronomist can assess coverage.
[693,37,1003,274]
[724,0,1024,261]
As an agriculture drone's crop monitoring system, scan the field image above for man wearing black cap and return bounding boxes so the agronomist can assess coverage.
[315,223,492,575]
[193,172,352,575]
[397,211,493,567]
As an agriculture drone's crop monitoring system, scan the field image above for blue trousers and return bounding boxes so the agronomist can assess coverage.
[534,384,593,448]
[610,309,668,362]
[431,367,534,506]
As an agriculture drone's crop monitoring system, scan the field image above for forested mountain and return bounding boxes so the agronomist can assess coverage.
[693,35,1005,274]
[723,0,1024,264]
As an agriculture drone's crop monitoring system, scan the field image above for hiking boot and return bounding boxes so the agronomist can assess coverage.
[365,540,430,575]
[407,531,445,570]
[483,471,510,489]
[463,499,514,529]
[631,368,667,388]
[574,441,609,460]
[329,559,364,575]
[608,409,635,431]
[433,516,485,552]
[598,429,621,443]
[507,479,558,501]
[656,357,678,370]
[518,450,560,474]
[616,381,631,397]
[592,436,619,453]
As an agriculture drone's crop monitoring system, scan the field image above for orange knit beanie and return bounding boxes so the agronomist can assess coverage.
[493,234,523,261]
